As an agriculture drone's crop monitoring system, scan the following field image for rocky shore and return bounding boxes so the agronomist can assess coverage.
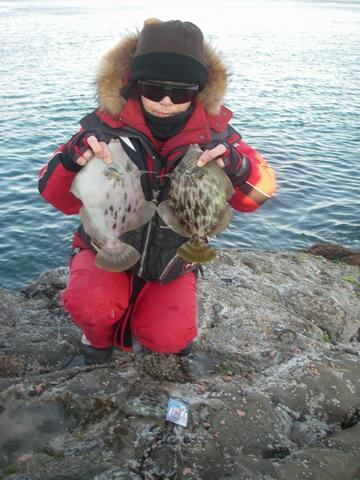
[0,245,359,479]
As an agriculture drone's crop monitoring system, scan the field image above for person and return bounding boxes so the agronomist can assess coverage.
[38,18,276,364]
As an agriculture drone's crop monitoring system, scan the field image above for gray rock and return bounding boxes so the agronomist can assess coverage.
[0,248,359,479]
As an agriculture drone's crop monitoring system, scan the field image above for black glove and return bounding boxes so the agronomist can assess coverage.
[61,129,115,172]
[208,140,251,185]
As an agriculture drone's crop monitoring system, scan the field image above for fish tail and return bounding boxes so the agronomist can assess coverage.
[177,241,216,263]
[95,243,141,272]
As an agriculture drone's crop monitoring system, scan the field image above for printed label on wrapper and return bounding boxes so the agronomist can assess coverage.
[166,396,190,427]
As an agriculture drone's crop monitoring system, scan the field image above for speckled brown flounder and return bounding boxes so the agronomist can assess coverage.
[70,139,156,271]
[158,144,234,263]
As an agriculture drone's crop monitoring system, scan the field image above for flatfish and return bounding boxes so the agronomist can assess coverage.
[70,138,156,271]
[158,144,234,263]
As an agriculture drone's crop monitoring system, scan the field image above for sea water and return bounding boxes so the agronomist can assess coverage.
[0,0,359,289]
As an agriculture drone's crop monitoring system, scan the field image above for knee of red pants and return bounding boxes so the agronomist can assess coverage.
[132,272,197,353]
[61,249,130,348]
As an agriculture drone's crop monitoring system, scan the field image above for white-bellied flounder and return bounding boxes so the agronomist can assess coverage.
[158,144,234,263]
[70,139,156,271]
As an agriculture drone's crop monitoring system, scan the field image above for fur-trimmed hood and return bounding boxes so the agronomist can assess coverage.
[96,29,228,117]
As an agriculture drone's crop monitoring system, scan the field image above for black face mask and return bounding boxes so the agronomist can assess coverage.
[142,104,194,140]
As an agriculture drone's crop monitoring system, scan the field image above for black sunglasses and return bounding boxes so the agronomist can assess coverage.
[138,80,199,104]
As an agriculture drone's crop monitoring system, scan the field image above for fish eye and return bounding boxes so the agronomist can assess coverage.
[125,163,133,173]
[104,167,122,180]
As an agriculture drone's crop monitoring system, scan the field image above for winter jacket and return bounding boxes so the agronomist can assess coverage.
[38,30,276,282]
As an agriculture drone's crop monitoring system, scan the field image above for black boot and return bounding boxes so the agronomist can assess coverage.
[80,342,114,365]
[177,341,193,357]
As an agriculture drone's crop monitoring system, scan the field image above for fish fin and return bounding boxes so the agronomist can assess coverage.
[221,170,235,199]
[79,207,102,244]
[126,201,157,231]
[207,162,235,199]
[95,243,141,272]
[210,205,233,236]
[157,200,191,237]
[223,173,236,199]
[177,241,216,263]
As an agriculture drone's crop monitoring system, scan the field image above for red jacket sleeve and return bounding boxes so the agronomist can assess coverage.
[210,119,277,213]
[218,127,276,213]
[228,140,277,212]
[38,148,83,214]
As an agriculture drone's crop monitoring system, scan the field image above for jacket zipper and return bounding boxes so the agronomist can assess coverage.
[138,219,153,278]
[137,186,160,278]
[159,254,179,284]
[111,133,169,279]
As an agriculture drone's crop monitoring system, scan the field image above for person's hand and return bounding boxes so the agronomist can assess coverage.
[197,144,226,168]
[62,131,113,172]
[75,135,112,166]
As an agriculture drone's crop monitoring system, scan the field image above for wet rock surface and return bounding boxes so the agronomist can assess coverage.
[0,246,359,479]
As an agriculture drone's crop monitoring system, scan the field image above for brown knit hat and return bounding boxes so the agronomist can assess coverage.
[128,19,208,89]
